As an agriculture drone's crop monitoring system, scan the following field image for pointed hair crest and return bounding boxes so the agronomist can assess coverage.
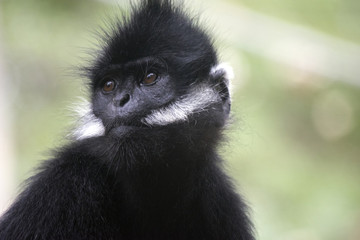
[87,0,218,89]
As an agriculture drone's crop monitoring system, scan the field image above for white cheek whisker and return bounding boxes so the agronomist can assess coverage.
[69,98,105,140]
[142,84,220,126]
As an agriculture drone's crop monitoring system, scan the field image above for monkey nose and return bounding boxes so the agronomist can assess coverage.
[113,94,130,107]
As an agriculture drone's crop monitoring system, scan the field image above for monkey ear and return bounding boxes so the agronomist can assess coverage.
[210,63,234,116]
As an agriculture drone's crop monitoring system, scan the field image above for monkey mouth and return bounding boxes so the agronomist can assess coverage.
[105,118,147,136]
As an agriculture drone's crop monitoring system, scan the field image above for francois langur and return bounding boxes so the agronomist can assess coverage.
[0,0,255,239]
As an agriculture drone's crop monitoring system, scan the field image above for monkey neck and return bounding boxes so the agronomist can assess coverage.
[102,124,222,178]
[111,126,221,220]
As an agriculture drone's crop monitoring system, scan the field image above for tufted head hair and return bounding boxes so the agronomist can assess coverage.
[87,0,218,90]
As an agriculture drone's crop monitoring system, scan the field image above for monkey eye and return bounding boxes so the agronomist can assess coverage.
[142,73,158,85]
[103,80,116,92]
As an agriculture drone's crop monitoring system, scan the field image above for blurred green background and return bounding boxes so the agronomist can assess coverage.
[0,0,359,239]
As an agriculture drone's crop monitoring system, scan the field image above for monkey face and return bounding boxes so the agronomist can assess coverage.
[92,56,177,133]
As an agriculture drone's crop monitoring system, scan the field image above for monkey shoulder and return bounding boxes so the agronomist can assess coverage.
[0,137,121,239]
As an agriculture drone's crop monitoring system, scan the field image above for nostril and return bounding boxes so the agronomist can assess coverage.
[119,94,130,107]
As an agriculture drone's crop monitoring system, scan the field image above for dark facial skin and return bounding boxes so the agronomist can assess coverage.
[92,57,176,133]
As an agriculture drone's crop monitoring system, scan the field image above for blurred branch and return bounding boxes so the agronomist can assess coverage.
[205,2,360,86]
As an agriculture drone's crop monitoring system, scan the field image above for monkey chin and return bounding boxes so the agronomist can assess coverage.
[106,124,144,138]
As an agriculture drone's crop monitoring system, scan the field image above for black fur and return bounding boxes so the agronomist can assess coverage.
[0,1,254,239]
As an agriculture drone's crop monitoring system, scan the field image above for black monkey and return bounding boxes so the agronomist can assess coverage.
[0,0,254,239]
